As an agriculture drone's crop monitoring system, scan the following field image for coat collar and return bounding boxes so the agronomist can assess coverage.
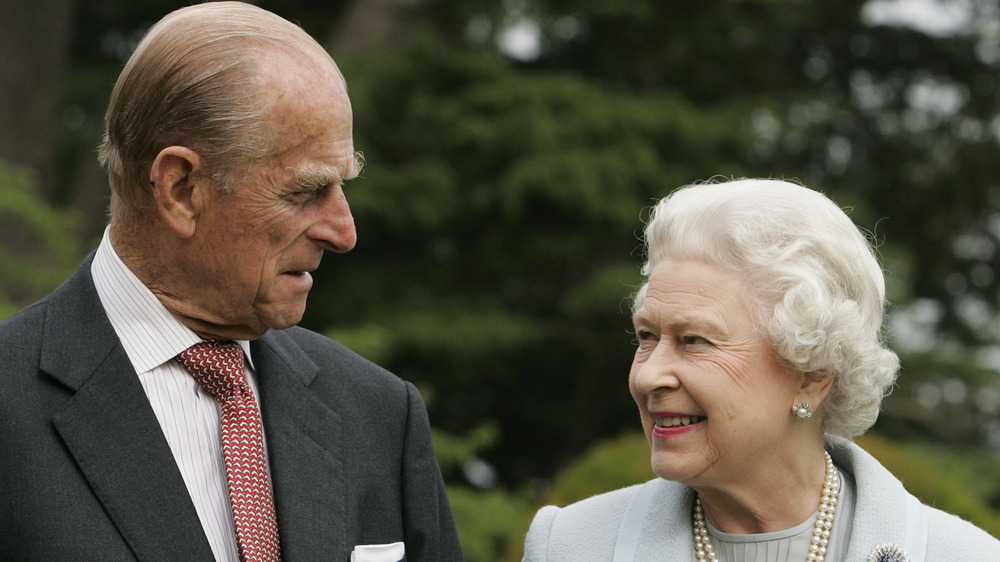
[827,437,922,560]
[644,483,698,557]
[42,255,214,559]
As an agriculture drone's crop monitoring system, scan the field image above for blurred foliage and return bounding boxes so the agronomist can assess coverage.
[416,0,1000,347]
[878,351,1000,450]
[430,413,535,562]
[450,485,534,562]
[0,160,80,320]
[537,432,651,508]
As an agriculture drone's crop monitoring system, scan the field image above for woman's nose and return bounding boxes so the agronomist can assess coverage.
[631,345,682,394]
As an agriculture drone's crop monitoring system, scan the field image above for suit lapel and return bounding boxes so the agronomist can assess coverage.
[42,258,214,560]
[252,331,346,559]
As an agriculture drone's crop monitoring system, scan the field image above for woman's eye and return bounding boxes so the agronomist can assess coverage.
[633,330,657,348]
[637,330,657,341]
[683,335,708,345]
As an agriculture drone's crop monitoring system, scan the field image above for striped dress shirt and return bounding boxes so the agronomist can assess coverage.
[91,227,270,562]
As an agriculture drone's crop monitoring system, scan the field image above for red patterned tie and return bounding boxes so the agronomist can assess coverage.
[177,340,282,562]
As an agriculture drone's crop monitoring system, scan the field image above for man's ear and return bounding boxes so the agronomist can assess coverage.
[149,146,211,238]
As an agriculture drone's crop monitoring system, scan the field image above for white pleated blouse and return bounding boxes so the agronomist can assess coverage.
[705,468,856,562]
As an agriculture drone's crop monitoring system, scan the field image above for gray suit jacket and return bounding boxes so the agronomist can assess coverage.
[0,255,463,561]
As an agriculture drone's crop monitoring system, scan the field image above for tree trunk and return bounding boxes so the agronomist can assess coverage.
[0,0,75,202]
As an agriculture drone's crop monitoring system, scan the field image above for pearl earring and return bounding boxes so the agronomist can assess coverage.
[792,402,812,419]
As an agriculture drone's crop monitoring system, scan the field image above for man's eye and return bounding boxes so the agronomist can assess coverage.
[683,335,708,345]
[286,187,322,203]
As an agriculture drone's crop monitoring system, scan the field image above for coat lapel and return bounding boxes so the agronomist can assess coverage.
[252,331,346,559]
[42,258,214,560]
[646,481,697,558]
[831,439,915,561]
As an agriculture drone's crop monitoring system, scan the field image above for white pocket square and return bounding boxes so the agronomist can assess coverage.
[350,541,405,562]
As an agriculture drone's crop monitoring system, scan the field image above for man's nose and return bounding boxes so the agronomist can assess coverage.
[309,185,357,252]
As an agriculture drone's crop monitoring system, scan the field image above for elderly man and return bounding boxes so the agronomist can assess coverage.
[0,3,462,561]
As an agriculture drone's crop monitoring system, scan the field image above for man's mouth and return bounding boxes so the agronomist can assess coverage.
[280,270,315,288]
[654,415,705,428]
[282,266,317,277]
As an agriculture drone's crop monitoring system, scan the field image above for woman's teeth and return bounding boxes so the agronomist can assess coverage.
[655,415,705,428]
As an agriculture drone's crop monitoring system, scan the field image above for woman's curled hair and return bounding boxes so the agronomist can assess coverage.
[633,178,899,439]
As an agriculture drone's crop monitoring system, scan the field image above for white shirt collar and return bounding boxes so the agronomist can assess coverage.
[91,227,254,374]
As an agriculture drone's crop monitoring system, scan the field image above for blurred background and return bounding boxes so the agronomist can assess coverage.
[3,0,1000,558]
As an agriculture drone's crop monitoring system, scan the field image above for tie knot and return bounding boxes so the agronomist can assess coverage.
[177,340,247,401]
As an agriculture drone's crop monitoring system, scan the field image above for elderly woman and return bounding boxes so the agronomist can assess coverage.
[523,179,1000,561]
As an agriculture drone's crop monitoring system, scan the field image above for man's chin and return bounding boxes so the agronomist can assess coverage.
[258,306,307,333]
[185,303,306,340]
[193,311,298,341]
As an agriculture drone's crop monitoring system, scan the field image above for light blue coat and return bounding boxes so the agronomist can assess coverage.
[523,438,1000,561]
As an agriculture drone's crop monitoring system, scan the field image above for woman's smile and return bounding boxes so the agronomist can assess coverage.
[650,413,706,438]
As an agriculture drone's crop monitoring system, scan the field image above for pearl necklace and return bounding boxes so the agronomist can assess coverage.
[692,451,840,562]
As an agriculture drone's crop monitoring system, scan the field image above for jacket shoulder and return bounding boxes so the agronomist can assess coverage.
[524,480,695,562]
[524,484,638,562]
[260,325,410,402]
[0,296,50,371]
[0,295,49,339]
[266,326,392,372]
[273,326,388,371]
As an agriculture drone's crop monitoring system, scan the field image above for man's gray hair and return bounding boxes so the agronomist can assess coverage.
[98,1,343,223]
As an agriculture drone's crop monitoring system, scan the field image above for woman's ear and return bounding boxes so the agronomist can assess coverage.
[149,146,211,238]
[795,369,836,412]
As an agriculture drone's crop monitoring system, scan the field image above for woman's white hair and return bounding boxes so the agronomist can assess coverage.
[633,178,899,439]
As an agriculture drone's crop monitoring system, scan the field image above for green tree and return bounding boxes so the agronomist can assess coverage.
[0,160,80,319]
[322,5,1000,555]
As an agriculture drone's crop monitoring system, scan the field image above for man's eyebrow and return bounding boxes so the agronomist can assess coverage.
[345,151,365,182]
[290,152,364,187]
[290,166,344,188]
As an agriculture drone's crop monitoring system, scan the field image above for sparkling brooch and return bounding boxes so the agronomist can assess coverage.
[866,543,910,562]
